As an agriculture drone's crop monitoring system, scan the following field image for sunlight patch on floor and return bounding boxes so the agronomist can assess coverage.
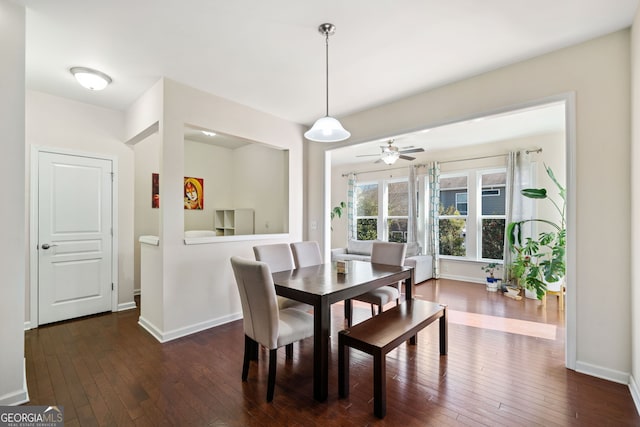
[448,310,557,340]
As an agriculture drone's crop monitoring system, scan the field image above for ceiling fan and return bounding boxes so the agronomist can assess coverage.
[357,139,425,165]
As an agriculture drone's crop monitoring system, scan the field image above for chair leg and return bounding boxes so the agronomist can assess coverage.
[345,299,353,327]
[376,304,382,315]
[370,304,376,317]
[285,343,293,359]
[267,349,277,402]
[242,335,253,381]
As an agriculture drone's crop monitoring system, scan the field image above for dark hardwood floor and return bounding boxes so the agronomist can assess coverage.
[25,279,640,426]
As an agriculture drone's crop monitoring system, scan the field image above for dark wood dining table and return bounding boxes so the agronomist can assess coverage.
[271,260,414,402]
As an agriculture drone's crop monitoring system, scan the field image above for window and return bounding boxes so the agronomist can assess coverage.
[355,182,378,240]
[480,171,506,260]
[387,180,409,242]
[355,179,410,242]
[438,175,468,256]
[436,168,506,261]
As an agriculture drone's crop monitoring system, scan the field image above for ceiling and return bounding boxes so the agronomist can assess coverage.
[19,0,638,130]
[330,101,566,166]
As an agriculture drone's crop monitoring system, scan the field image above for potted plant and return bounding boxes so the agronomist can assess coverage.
[507,164,566,300]
[481,262,501,292]
[330,201,346,231]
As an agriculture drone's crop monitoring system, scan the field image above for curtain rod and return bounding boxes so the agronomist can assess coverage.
[341,164,424,177]
[341,148,542,177]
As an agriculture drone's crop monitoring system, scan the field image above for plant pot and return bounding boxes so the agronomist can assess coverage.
[486,277,499,292]
[505,286,520,297]
[524,288,537,299]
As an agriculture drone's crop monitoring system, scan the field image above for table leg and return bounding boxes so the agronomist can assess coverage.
[344,298,353,327]
[440,305,448,355]
[313,301,330,401]
[406,273,418,345]
[404,271,414,300]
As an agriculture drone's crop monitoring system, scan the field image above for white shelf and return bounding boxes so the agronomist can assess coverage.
[214,209,254,236]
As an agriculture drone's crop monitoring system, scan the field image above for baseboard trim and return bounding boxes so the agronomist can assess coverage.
[138,312,243,343]
[0,358,29,405]
[629,375,640,415]
[118,301,137,311]
[438,273,485,284]
[137,316,164,342]
[575,360,630,385]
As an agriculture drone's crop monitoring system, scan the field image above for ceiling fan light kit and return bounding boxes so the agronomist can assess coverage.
[304,23,351,143]
[357,139,425,164]
[381,145,400,164]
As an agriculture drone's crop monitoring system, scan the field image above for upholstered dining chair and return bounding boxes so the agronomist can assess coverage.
[347,241,407,327]
[230,256,314,402]
[253,243,310,310]
[290,241,323,268]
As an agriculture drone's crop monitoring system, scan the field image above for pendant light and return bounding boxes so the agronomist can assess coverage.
[304,23,351,143]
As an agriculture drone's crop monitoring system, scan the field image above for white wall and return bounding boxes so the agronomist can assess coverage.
[182,139,288,234]
[183,139,234,231]
[310,30,631,383]
[232,143,289,234]
[0,0,27,405]
[630,7,640,408]
[133,132,160,292]
[25,91,135,314]
[131,79,305,341]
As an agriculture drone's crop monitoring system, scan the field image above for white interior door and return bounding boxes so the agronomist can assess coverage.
[38,151,113,325]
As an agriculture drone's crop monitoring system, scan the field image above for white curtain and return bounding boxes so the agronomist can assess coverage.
[347,172,357,240]
[427,162,440,278]
[406,165,421,252]
[503,150,533,281]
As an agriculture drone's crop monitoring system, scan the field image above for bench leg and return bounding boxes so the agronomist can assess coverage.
[373,351,386,418]
[440,305,448,355]
[338,334,349,397]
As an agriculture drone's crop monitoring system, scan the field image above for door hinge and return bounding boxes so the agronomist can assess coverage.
[112,283,114,291]
[110,172,114,182]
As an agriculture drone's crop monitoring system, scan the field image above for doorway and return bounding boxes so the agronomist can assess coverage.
[325,94,575,369]
[30,148,117,326]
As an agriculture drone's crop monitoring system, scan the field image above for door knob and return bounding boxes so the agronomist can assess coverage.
[41,243,57,250]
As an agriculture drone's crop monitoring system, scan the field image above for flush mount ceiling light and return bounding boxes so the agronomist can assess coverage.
[304,23,350,143]
[201,130,216,137]
[70,67,112,91]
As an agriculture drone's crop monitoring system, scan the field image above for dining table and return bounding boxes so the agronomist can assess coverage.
[271,260,414,402]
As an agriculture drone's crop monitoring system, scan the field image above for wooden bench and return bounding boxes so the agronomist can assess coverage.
[338,299,447,418]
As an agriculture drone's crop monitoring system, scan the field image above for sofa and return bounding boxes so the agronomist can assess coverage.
[331,239,433,284]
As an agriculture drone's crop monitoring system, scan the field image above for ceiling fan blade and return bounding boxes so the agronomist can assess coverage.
[355,153,380,157]
[399,148,424,154]
[399,155,416,161]
[374,158,383,164]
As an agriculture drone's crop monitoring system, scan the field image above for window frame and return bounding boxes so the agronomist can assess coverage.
[437,173,469,259]
[478,168,507,262]
[354,177,410,242]
[435,167,507,262]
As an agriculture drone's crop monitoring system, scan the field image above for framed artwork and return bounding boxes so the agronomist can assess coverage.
[152,173,160,208]
[184,177,204,210]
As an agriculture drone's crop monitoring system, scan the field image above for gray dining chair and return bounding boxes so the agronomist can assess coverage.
[347,241,407,327]
[230,256,314,402]
[290,241,323,268]
[253,243,310,311]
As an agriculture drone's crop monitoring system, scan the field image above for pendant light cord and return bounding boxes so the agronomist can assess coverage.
[325,31,329,117]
